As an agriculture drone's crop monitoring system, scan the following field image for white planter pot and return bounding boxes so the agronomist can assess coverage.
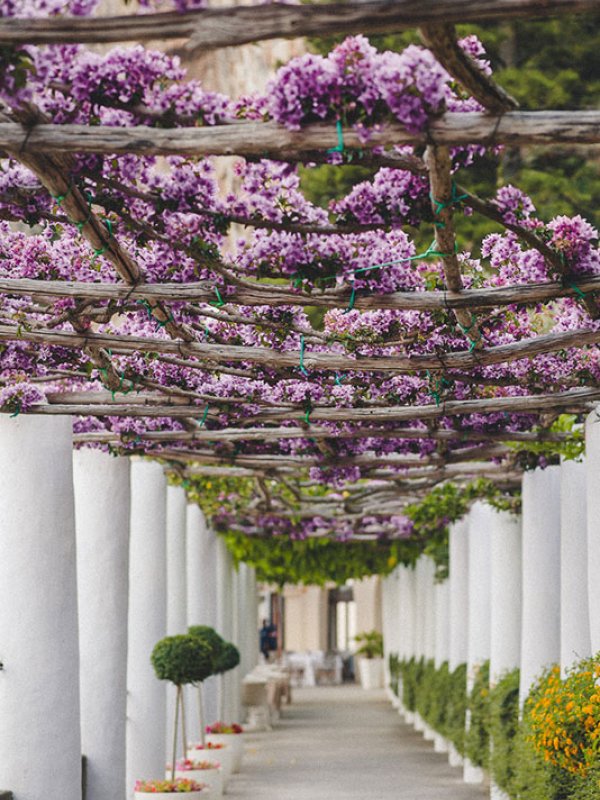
[173,768,223,797]
[187,743,232,783]
[135,792,206,799]
[206,734,243,772]
[358,657,384,689]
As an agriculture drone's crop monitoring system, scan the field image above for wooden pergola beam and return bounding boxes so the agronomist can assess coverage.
[2,275,599,312]
[1,113,599,161]
[8,386,600,422]
[0,0,597,49]
[1,322,598,373]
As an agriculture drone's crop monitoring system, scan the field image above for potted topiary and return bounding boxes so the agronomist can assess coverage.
[147,633,213,796]
[355,630,384,690]
[188,625,226,748]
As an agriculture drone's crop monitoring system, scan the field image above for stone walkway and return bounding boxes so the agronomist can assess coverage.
[227,685,488,799]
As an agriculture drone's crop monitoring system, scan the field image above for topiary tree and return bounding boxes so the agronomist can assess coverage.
[214,642,240,675]
[188,625,226,745]
[214,641,241,720]
[151,634,214,781]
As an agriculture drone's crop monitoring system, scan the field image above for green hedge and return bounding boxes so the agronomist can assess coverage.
[395,658,600,800]
[465,660,490,769]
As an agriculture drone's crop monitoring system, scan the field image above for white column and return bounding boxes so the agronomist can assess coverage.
[399,565,417,722]
[166,485,188,760]
[217,536,236,721]
[464,503,492,784]
[433,577,450,753]
[490,510,521,800]
[585,411,600,653]
[0,415,81,800]
[560,459,591,672]
[448,517,469,767]
[520,467,561,704]
[167,485,188,636]
[186,504,218,731]
[74,449,130,800]
[126,460,167,791]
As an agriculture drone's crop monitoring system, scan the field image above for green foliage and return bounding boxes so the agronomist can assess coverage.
[444,664,469,755]
[508,415,585,467]
[188,624,226,673]
[220,530,421,587]
[489,668,521,792]
[151,634,214,686]
[303,16,600,243]
[465,660,491,769]
[355,629,384,659]
[214,642,241,675]
[389,652,400,696]
[405,479,520,580]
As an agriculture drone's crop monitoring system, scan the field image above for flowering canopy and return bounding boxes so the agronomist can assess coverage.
[0,0,598,572]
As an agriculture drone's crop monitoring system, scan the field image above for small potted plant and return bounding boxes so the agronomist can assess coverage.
[186,740,233,782]
[145,633,213,797]
[170,759,223,798]
[355,630,384,690]
[134,778,207,798]
[205,721,244,773]
[188,625,226,747]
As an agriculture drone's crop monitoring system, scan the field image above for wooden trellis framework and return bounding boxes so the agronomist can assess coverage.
[1,0,599,538]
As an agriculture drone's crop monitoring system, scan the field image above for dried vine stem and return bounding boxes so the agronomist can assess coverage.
[0,0,596,49]
[1,113,600,159]
[424,144,484,349]
[419,23,518,112]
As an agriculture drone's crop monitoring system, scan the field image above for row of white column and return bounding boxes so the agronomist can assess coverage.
[0,416,259,800]
[382,410,600,796]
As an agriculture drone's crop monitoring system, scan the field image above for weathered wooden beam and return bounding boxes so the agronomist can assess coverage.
[72,425,574,445]
[9,386,600,422]
[1,113,599,160]
[0,0,597,49]
[0,322,598,373]
[2,275,599,311]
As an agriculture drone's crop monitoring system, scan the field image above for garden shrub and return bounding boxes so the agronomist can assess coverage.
[443,663,468,755]
[489,668,520,793]
[465,660,491,769]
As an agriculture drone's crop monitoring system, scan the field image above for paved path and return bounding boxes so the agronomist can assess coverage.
[227,685,488,799]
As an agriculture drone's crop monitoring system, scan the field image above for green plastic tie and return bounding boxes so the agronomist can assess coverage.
[299,335,309,377]
[430,182,468,215]
[334,373,344,386]
[566,279,587,300]
[9,403,21,418]
[304,402,312,425]
[353,239,456,278]
[52,185,73,207]
[209,286,226,308]
[327,120,345,154]
[343,284,356,314]
[198,404,210,428]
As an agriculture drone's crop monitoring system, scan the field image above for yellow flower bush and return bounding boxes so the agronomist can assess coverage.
[526,656,600,777]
